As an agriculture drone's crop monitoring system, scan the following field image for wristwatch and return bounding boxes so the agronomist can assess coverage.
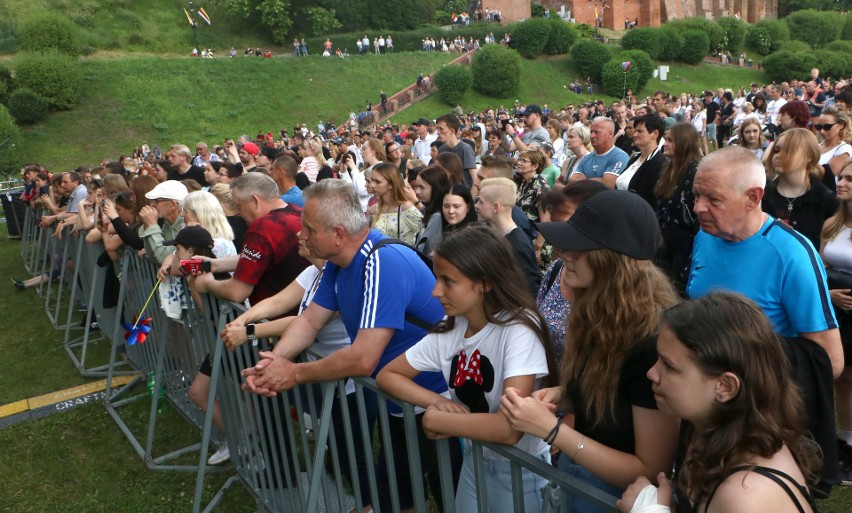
[246,323,257,346]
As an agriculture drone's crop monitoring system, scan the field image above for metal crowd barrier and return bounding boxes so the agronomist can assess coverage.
[20,213,619,512]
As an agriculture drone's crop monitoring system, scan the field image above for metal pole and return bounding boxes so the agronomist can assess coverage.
[189,1,200,54]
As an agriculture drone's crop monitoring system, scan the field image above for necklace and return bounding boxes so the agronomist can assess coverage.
[777,181,808,213]
[781,194,796,212]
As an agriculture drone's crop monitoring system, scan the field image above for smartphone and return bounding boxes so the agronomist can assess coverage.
[179,259,212,275]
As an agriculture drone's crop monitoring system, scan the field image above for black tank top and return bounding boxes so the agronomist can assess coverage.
[677,465,816,513]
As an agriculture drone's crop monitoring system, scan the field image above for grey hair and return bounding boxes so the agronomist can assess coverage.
[697,146,766,194]
[229,172,281,202]
[591,116,615,134]
[303,180,369,236]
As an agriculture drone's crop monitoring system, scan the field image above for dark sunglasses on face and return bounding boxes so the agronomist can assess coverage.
[813,123,837,131]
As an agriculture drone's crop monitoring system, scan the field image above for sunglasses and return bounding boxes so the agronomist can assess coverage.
[813,123,837,131]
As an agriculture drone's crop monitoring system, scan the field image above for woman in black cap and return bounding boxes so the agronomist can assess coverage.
[501,190,680,512]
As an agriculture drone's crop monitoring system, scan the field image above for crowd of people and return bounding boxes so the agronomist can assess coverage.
[17,65,852,512]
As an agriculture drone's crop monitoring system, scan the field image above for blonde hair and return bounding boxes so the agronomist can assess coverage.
[308,138,327,166]
[520,148,547,173]
[479,177,517,206]
[370,162,410,227]
[821,106,852,144]
[767,128,821,183]
[184,191,234,240]
[822,160,852,243]
[569,126,593,153]
[209,183,237,215]
[564,249,678,425]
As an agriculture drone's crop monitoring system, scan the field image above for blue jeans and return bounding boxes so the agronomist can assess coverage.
[455,450,550,513]
[557,457,622,513]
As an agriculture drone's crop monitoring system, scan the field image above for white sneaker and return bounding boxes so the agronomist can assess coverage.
[207,444,231,465]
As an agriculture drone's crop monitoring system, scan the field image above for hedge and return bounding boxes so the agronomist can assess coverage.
[434,64,472,106]
[471,44,521,98]
[621,27,661,59]
[0,105,21,178]
[761,50,818,83]
[786,9,843,49]
[616,49,654,92]
[717,16,748,54]
[665,17,724,53]
[657,26,684,62]
[571,39,611,83]
[825,40,852,54]
[746,27,772,56]
[512,17,551,58]
[601,60,639,99]
[17,13,79,56]
[813,51,852,80]
[754,19,790,54]
[13,51,82,110]
[680,30,709,65]
[543,18,576,55]
[7,88,49,124]
[778,40,812,54]
[844,13,852,40]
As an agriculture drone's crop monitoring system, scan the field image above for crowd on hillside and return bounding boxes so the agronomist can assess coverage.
[16,66,852,512]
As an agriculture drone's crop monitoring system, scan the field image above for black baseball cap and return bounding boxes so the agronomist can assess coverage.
[524,105,543,116]
[163,226,214,249]
[537,190,660,260]
[412,117,430,126]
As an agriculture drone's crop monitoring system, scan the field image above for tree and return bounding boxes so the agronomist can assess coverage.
[786,9,843,48]
[571,40,612,83]
[717,16,747,54]
[471,45,521,98]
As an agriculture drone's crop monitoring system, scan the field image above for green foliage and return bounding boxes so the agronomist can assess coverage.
[7,88,49,124]
[843,13,852,40]
[657,26,684,62]
[0,104,21,178]
[543,18,576,55]
[746,26,772,55]
[471,44,521,98]
[512,17,551,58]
[17,12,79,55]
[680,30,710,65]
[717,16,748,54]
[601,60,637,99]
[13,51,82,110]
[778,40,812,53]
[573,23,598,40]
[305,7,342,34]
[826,40,852,53]
[755,19,791,53]
[571,39,611,83]
[0,64,12,99]
[814,50,852,79]
[0,17,16,54]
[786,9,843,48]
[666,17,724,53]
[531,2,546,17]
[616,49,654,92]
[621,27,662,59]
[434,64,472,106]
[0,81,6,104]
[762,50,819,83]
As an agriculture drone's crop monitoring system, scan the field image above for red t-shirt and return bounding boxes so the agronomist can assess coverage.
[234,205,309,308]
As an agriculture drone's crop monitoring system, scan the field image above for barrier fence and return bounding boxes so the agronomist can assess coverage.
[18,204,620,513]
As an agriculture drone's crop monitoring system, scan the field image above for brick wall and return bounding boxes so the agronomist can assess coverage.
[484,0,531,23]
[552,0,778,28]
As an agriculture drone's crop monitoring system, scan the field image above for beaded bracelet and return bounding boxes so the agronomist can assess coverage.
[543,412,564,445]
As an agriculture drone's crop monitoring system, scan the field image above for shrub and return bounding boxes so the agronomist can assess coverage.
[13,51,82,110]
[543,18,576,55]
[786,9,843,48]
[826,40,852,54]
[666,17,724,53]
[571,39,611,83]
[755,19,790,53]
[573,23,597,40]
[813,51,852,80]
[0,64,12,99]
[434,64,472,106]
[601,59,639,99]
[717,16,748,54]
[746,26,772,55]
[471,44,521,98]
[0,81,6,104]
[778,40,812,53]
[762,50,818,83]
[616,49,654,92]
[17,13,79,56]
[0,105,21,178]
[511,17,551,58]
[621,27,662,59]
[7,88,49,124]
[844,13,852,40]
[657,26,684,62]
[680,30,710,65]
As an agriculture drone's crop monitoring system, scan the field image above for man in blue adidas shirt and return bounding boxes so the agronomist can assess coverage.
[569,116,630,189]
[244,179,459,511]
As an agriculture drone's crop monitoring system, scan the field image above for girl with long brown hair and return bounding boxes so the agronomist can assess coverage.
[368,162,423,245]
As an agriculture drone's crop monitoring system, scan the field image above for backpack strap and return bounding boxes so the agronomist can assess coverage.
[544,260,563,295]
[362,238,436,332]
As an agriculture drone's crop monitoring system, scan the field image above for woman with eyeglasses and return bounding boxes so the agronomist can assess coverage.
[816,107,852,192]
[515,149,550,227]
[385,141,406,174]
[763,128,839,249]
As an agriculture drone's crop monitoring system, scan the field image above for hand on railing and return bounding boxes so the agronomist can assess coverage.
[242,351,296,396]
[220,319,248,349]
[616,473,672,513]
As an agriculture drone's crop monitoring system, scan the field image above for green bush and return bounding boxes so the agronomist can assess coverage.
[755,19,790,53]
[813,51,852,80]
[778,40,812,53]
[434,64,472,106]
[786,9,843,48]
[717,16,748,54]
[471,44,521,98]
[511,18,551,58]
[762,50,818,83]
[0,105,21,178]
[0,64,12,99]
[657,26,684,62]
[680,30,710,65]
[17,13,79,56]
[616,49,654,92]
[621,27,662,59]
[746,26,772,55]
[7,88,49,124]
[601,59,639,99]
[826,40,852,54]
[0,81,6,104]
[844,13,852,40]
[543,18,576,55]
[666,17,724,53]
[573,23,597,40]
[571,39,611,83]
[13,51,82,110]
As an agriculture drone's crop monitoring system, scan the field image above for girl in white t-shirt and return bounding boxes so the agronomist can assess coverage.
[377,225,557,513]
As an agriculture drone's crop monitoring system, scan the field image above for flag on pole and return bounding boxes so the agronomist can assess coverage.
[183,7,196,26]
[198,7,212,25]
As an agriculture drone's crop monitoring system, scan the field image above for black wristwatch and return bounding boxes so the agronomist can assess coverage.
[246,323,257,345]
